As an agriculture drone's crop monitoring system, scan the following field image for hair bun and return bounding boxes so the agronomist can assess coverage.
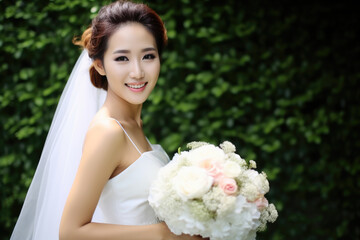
[73,27,92,50]
[89,65,108,90]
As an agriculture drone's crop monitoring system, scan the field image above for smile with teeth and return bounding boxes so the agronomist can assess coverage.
[125,82,148,89]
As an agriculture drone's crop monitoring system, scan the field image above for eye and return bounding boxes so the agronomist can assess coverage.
[115,56,129,61]
[143,54,156,60]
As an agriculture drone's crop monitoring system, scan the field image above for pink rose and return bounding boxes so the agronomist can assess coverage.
[219,177,238,195]
[254,197,269,211]
[198,159,223,183]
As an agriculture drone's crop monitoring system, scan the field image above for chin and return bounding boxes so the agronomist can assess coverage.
[125,89,154,105]
[126,96,149,105]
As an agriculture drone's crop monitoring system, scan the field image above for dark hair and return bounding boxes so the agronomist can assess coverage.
[74,0,167,90]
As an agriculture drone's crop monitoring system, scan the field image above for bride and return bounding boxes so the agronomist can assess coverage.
[11,1,206,239]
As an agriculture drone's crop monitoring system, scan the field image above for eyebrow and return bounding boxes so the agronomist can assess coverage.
[113,47,157,54]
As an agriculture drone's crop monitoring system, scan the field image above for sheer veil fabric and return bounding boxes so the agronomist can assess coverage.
[11,50,107,240]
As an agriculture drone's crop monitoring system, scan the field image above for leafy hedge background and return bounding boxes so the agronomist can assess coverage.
[1,0,359,239]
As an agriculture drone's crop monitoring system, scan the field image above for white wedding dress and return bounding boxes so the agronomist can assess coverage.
[93,119,170,225]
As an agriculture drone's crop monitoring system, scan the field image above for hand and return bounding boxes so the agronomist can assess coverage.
[159,222,209,240]
[175,234,209,240]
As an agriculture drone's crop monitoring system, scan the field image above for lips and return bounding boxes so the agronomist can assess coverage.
[125,82,148,92]
[125,82,147,89]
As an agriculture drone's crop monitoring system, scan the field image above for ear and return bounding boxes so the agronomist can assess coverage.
[93,59,106,76]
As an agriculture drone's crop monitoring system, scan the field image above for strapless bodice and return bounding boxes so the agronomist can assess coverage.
[92,144,169,225]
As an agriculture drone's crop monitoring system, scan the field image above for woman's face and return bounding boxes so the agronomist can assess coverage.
[96,23,160,105]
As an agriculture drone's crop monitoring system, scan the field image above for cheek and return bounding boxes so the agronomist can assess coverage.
[105,62,127,79]
[148,61,160,79]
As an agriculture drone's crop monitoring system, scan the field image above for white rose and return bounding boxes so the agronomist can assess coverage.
[223,161,242,178]
[244,170,270,195]
[173,166,213,201]
[188,145,226,165]
[256,172,270,194]
[244,169,258,180]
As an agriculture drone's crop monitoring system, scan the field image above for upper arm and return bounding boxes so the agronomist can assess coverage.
[60,119,125,229]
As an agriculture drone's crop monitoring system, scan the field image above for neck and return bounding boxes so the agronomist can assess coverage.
[102,89,143,126]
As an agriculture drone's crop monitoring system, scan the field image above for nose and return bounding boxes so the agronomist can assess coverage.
[129,60,144,79]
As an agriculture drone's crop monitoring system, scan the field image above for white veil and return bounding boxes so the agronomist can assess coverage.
[10,50,107,240]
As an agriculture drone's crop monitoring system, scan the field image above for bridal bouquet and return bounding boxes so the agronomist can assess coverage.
[148,141,278,240]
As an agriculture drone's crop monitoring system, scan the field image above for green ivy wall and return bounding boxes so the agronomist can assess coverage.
[1,1,359,239]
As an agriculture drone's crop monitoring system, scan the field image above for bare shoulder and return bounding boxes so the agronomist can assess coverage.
[82,118,126,165]
[86,117,124,141]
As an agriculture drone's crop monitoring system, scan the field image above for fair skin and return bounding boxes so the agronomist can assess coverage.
[59,23,206,240]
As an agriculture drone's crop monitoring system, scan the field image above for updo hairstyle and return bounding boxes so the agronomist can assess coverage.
[74,0,167,90]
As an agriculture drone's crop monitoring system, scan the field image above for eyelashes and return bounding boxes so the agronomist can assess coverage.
[115,56,129,61]
[143,54,156,60]
[114,54,156,62]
